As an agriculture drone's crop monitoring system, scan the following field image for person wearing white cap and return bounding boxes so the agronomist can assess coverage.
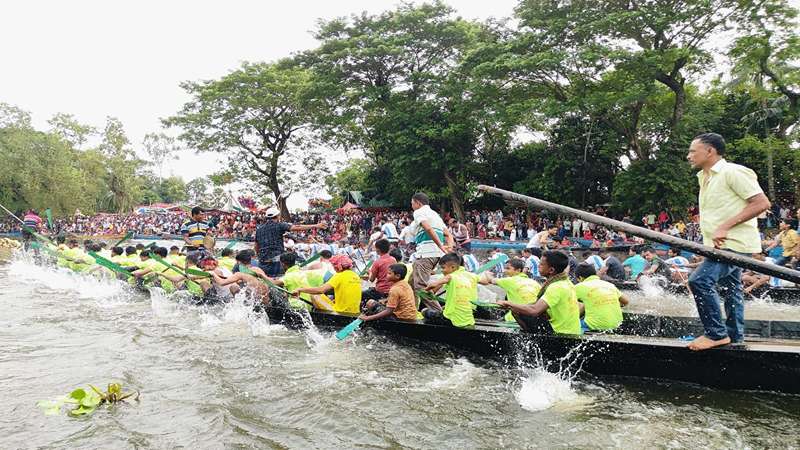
[254,207,326,277]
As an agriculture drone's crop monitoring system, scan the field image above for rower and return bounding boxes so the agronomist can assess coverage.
[361,238,396,307]
[622,247,647,280]
[460,247,480,273]
[583,250,604,272]
[641,247,672,280]
[212,250,272,304]
[664,248,692,283]
[292,255,362,313]
[359,264,418,322]
[167,246,185,268]
[21,209,43,248]
[198,256,237,302]
[135,243,145,255]
[764,219,799,267]
[121,246,140,268]
[218,248,236,272]
[132,250,161,286]
[479,258,541,323]
[420,252,477,328]
[268,252,316,311]
[496,250,581,335]
[574,263,629,332]
[597,249,626,282]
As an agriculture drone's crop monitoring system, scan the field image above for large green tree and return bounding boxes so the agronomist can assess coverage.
[164,62,327,219]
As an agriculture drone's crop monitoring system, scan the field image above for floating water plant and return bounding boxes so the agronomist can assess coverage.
[38,383,139,416]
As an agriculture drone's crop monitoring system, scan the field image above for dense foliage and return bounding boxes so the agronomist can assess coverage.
[0,106,189,215]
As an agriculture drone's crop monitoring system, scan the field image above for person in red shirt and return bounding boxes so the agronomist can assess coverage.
[360,238,397,309]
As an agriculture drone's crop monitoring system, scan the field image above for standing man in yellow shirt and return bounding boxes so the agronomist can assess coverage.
[686,133,771,351]
[765,219,799,267]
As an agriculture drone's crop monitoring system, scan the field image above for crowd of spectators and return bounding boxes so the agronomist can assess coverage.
[1,201,794,248]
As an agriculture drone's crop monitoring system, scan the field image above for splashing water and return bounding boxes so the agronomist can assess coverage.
[515,368,582,412]
[427,357,483,390]
[7,252,131,301]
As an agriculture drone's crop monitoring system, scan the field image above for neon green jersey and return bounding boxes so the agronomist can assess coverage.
[541,279,581,335]
[495,274,541,322]
[574,275,623,331]
[443,268,477,328]
[281,266,312,311]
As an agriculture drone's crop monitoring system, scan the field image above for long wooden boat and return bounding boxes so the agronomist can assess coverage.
[610,279,800,305]
[261,305,800,394]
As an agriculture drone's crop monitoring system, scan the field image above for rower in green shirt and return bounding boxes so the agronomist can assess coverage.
[574,263,629,332]
[269,252,314,311]
[479,258,541,322]
[497,250,582,335]
[421,253,477,328]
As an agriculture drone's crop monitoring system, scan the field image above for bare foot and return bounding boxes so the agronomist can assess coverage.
[687,335,731,351]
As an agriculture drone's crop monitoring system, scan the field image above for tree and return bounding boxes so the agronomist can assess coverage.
[97,117,145,213]
[142,132,179,179]
[186,178,210,205]
[158,176,188,203]
[0,103,32,129]
[48,113,96,149]
[164,61,329,220]
[324,158,374,206]
[304,2,494,219]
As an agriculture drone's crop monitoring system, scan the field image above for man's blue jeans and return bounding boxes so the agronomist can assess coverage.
[687,257,745,342]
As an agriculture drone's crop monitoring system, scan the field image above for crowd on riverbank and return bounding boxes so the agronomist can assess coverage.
[2,202,797,247]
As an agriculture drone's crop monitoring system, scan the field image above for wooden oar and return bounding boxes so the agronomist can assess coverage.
[358,259,374,277]
[478,185,800,284]
[238,266,315,307]
[113,231,134,247]
[45,208,53,231]
[148,254,202,291]
[0,202,55,245]
[299,252,320,268]
[87,251,133,280]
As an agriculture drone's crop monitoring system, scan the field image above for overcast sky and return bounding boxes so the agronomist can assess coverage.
[0,0,518,209]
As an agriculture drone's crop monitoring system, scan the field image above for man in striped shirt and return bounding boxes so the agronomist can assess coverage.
[522,247,541,279]
[181,207,212,256]
[583,251,605,272]
[459,248,480,273]
[380,219,399,243]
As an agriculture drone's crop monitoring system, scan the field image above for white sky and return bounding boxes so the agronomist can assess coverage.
[0,0,518,209]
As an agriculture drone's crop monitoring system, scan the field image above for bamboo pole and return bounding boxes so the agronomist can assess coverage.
[478,185,800,284]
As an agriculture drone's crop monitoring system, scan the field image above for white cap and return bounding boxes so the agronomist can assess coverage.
[265,207,280,218]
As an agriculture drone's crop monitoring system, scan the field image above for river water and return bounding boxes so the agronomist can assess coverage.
[1,250,799,449]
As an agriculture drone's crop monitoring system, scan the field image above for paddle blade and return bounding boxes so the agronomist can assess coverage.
[186,268,212,278]
[45,209,53,230]
[475,253,509,275]
[335,319,363,341]
[298,252,320,268]
[113,231,133,247]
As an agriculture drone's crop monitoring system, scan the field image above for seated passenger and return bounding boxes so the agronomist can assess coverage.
[359,264,418,322]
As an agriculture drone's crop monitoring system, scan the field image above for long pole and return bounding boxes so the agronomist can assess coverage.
[478,185,800,284]
[0,202,25,225]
